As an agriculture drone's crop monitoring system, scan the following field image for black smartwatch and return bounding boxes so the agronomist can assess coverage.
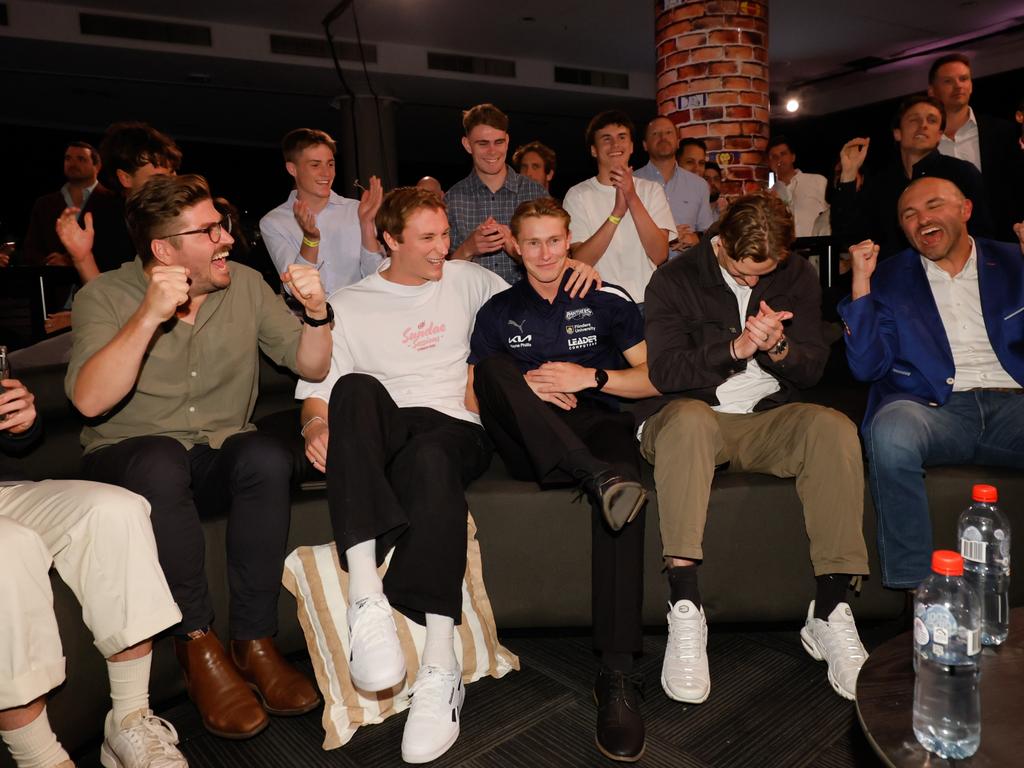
[593,368,609,391]
[302,303,334,327]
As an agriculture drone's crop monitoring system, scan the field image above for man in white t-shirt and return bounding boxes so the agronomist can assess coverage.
[295,187,597,763]
[563,110,674,306]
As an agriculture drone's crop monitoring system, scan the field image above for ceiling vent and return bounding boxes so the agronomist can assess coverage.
[270,34,377,63]
[427,52,516,78]
[554,66,629,90]
[79,12,212,46]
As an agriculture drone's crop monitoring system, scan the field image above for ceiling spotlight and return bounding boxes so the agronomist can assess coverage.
[785,98,800,113]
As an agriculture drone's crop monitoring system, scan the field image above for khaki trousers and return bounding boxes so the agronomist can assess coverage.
[0,480,181,709]
[640,399,869,576]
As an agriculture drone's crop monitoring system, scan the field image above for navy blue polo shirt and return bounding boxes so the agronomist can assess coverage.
[469,270,645,408]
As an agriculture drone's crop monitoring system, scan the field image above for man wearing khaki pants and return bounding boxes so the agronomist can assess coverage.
[640,193,870,706]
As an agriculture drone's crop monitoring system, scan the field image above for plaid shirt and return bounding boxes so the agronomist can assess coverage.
[446,166,547,284]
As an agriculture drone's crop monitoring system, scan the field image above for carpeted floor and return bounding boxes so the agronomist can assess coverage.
[78,623,897,767]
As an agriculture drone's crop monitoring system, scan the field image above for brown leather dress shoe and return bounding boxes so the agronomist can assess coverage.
[174,629,269,739]
[230,637,322,716]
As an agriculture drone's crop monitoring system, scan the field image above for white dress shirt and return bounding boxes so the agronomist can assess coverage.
[938,107,982,172]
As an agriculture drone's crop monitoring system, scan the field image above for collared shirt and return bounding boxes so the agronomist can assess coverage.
[770,170,829,238]
[634,162,715,234]
[66,258,304,454]
[938,107,982,172]
[60,179,99,213]
[446,166,548,284]
[259,190,383,297]
[711,239,781,413]
[921,238,1017,391]
[469,269,644,410]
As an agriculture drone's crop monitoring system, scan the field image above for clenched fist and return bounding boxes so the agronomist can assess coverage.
[282,263,327,317]
[144,265,191,322]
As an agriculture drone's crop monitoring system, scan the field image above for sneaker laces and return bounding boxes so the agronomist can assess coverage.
[408,666,459,722]
[115,710,183,766]
[603,670,646,706]
[818,616,866,664]
[350,595,396,646]
[667,613,704,662]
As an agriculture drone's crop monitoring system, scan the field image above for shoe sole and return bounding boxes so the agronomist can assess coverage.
[659,671,710,704]
[799,627,856,701]
[248,682,322,716]
[99,743,123,768]
[602,483,647,531]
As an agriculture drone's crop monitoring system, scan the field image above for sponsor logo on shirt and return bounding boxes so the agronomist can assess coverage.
[565,322,596,335]
[567,334,598,350]
[402,320,447,351]
[565,308,594,321]
[508,318,532,348]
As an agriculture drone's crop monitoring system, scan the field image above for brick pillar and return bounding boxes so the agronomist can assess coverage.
[655,0,769,198]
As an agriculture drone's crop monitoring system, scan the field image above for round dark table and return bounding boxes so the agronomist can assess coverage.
[856,607,1024,766]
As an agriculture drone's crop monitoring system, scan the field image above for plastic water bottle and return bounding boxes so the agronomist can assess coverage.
[912,550,982,759]
[958,484,1011,645]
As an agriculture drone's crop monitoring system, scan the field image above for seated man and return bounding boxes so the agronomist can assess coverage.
[643,193,870,703]
[839,177,1024,588]
[296,188,597,763]
[469,197,655,763]
[65,174,329,739]
[0,376,185,767]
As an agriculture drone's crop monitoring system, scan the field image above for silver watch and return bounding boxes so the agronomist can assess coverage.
[769,335,789,356]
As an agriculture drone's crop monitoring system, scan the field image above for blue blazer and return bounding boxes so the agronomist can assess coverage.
[837,238,1024,429]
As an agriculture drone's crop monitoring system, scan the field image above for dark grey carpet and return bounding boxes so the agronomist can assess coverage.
[78,624,895,767]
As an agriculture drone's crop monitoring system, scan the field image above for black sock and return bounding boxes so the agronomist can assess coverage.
[601,651,634,674]
[814,574,849,620]
[667,564,701,609]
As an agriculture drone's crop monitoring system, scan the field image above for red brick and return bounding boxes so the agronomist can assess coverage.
[658,71,677,90]
[661,20,694,39]
[708,91,739,106]
[675,32,709,49]
[672,62,710,80]
[709,29,740,45]
[709,61,738,75]
[669,109,692,124]
[724,15,763,29]
[691,46,725,62]
[665,3,706,21]
[658,40,676,58]
[687,76,724,92]
[751,107,769,122]
[693,106,724,121]
[723,76,752,90]
[752,136,768,150]
[725,105,753,119]
[739,90,765,105]
[742,120,767,134]
[704,137,724,150]
[739,62,767,78]
[753,166,771,180]
[751,77,769,92]
[742,180,766,194]
[740,151,764,164]
[679,124,709,139]
[740,30,764,46]
[707,0,740,13]
[725,45,754,60]
[659,83,692,100]
[721,180,743,195]
[710,121,743,136]
[724,136,753,149]
[692,15,727,30]
[728,166,754,180]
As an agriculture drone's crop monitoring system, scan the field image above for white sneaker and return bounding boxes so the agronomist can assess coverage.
[401,665,464,764]
[800,601,868,700]
[100,709,187,768]
[347,594,407,692]
[661,600,710,704]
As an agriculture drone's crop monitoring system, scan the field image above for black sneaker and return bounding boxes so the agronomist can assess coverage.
[593,668,645,762]
[583,470,647,531]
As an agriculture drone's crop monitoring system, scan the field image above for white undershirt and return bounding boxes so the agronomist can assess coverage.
[922,238,1017,391]
[712,239,781,413]
[937,107,982,172]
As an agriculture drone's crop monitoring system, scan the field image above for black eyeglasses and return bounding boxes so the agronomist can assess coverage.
[158,217,232,243]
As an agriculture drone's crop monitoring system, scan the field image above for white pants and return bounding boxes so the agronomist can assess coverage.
[0,480,181,710]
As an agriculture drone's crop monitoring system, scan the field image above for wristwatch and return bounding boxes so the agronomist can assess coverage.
[302,303,334,327]
[593,368,609,390]
[769,335,789,356]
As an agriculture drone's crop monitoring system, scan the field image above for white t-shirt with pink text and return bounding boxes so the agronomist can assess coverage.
[295,259,508,424]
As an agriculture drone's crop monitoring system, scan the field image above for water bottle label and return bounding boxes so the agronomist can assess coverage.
[960,526,987,563]
[967,628,980,656]
[914,617,929,646]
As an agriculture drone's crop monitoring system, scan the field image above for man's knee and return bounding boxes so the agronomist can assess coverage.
[655,399,717,444]
[867,400,933,462]
[330,372,385,405]
[224,432,292,486]
[73,482,153,539]
[106,436,191,491]
[804,406,860,451]
[473,354,520,389]
[0,517,50,575]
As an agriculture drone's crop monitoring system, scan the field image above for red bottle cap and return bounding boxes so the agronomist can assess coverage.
[932,550,964,576]
[972,484,997,503]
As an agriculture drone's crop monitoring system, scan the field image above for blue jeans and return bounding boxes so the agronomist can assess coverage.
[864,391,1024,589]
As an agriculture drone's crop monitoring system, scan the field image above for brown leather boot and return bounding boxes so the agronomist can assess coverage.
[230,638,322,716]
[174,629,269,739]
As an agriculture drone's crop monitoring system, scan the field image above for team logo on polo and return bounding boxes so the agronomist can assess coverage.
[507,318,532,349]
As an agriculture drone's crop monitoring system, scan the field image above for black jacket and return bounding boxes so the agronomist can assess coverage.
[640,237,828,423]
[977,114,1024,243]
[0,416,41,483]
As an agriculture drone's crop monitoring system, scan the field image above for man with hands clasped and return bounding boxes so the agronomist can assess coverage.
[563,110,674,310]
[65,174,329,740]
[642,193,870,705]
[260,128,384,296]
[839,176,1024,589]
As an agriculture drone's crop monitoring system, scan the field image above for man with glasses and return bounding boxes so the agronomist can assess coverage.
[66,175,332,740]
[641,193,870,705]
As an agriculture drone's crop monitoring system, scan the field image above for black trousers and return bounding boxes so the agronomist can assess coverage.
[82,431,292,639]
[473,354,645,654]
[326,374,493,624]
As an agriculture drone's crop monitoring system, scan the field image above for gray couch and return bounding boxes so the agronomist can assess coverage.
[3,355,1020,763]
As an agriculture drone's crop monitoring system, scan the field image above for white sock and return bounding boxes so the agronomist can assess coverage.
[422,613,458,671]
[107,653,152,733]
[346,539,383,605]
[0,708,71,768]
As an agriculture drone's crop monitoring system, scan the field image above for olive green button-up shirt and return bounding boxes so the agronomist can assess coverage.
[66,258,302,455]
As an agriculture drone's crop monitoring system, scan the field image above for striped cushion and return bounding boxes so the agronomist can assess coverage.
[282,513,519,749]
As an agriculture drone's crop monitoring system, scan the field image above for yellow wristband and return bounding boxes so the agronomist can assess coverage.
[302,237,320,248]
[607,214,622,225]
